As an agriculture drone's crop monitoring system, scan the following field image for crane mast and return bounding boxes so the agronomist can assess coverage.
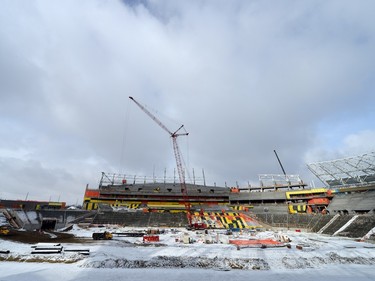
[129,96,192,224]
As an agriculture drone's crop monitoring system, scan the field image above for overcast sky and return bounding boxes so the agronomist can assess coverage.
[1,0,375,204]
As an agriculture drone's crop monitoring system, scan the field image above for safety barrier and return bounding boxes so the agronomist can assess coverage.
[143,235,160,242]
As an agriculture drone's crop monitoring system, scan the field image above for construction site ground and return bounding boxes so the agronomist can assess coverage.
[1,224,375,280]
[1,229,88,244]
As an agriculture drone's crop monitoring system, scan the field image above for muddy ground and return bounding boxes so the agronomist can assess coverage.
[1,229,89,244]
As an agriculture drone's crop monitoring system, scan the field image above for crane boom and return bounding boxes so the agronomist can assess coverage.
[129,96,192,224]
[129,96,173,136]
[274,150,287,176]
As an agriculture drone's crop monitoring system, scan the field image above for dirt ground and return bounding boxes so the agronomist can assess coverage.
[1,229,89,244]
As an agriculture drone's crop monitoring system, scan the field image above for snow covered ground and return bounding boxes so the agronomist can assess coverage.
[1,226,375,281]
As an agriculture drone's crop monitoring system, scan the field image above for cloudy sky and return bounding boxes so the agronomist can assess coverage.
[1,0,375,204]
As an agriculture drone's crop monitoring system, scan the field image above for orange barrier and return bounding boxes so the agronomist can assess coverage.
[143,235,160,242]
[229,239,284,247]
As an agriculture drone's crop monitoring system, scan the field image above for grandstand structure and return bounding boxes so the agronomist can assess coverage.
[79,152,374,218]
[83,171,335,216]
[307,152,375,189]
[83,172,229,212]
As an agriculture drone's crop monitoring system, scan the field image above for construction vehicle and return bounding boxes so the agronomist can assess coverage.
[129,96,195,228]
[92,231,113,240]
[0,226,10,236]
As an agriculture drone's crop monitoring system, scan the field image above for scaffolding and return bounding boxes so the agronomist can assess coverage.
[258,174,306,189]
[98,171,205,188]
[307,152,375,188]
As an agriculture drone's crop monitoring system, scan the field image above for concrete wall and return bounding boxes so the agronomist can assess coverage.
[251,204,289,214]
[230,191,286,202]
[320,215,354,235]
[328,191,375,214]
[336,215,375,238]
[92,211,188,227]
[12,210,91,231]
[255,213,375,239]
[255,213,326,229]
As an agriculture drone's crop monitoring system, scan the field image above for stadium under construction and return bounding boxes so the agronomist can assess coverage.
[1,152,375,239]
[1,92,375,235]
[79,97,375,229]
[76,152,375,232]
[83,152,375,215]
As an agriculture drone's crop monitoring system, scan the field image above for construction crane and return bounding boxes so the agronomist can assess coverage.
[129,96,192,225]
[274,150,287,176]
[274,149,291,186]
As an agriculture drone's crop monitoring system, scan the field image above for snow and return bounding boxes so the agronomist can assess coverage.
[364,226,375,240]
[1,263,375,281]
[1,226,375,280]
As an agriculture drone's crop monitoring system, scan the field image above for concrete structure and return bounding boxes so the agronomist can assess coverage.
[327,190,375,214]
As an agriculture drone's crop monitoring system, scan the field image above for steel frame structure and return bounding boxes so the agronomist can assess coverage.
[307,152,375,188]
[99,172,204,187]
[258,174,305,187]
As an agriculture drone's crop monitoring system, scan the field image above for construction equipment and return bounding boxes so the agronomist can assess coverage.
[0,226,10,236]
[274,150,287,176]
[92,231,113,240]
[143,235,160,242]
[129,96,193,226]
[188,222,207,230]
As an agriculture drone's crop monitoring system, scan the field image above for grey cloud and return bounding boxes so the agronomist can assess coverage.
[1,0,375,203]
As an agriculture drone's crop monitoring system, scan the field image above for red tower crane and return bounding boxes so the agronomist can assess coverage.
[129,96,192,225]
